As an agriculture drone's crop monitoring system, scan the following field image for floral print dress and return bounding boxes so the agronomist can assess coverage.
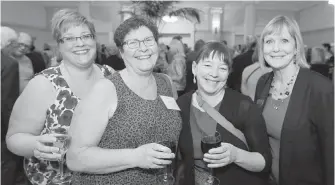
[23,64,113,185]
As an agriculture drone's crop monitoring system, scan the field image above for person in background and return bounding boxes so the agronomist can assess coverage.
[176,41,271,185]
[241,46,272,100]
[66,15,181,185]
[6,9,114,185]
[1,26,21,185]
[184,39,205,93]
[310,47,330,79]
[255,15,333,185]
[26,41,47,74]
[227,35,258,92]
[153,43,169,73]
[11,32,35,94]
[167,38,187,96]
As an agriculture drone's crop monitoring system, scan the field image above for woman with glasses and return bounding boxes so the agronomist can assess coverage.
[66,16,182,184]
[6,9,114,185]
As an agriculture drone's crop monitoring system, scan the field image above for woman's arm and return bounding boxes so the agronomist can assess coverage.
[239,101,272,172]
[67,79,173,174]
[6,75,57,157]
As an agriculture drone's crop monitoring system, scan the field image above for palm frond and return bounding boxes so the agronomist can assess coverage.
[168,8,200,23]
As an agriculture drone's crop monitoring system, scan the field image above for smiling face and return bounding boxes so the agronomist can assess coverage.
[58,24,96,68]
[193,51,229,96]
[263,26,297,70]
[120,26,158,74]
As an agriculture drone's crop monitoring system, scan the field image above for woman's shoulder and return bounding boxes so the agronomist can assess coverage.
[301,68,333,93]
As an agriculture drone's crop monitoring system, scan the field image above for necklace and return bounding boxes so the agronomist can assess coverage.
[269,67,299,100]
[269,67,299,110]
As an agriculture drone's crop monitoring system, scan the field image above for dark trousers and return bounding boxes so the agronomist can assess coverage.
[1,141,27,185]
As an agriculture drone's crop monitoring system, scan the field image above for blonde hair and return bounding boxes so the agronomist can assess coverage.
[259,15,310,69]
[51,9,96,43]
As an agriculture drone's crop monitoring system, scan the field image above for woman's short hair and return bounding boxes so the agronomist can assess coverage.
[195,41,233,72]
[114,16,159,52]
[259,15,310,69]
[51,9,96,43]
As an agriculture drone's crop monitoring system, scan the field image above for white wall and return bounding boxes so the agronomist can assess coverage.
[298,2,334,46]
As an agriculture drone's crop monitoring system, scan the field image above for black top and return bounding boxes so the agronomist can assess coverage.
[1,51,20,141]
[102,55,126,71]
[26,51,46,74]
[227,49,254,92]
[255,68,334,185]
[175,89,271,185]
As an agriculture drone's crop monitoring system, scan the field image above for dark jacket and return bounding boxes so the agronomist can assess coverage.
[26,51,46,74]
[1,51,20,141]
[255,68,334,185]
[176,89,271,185]
[228,49,254,92]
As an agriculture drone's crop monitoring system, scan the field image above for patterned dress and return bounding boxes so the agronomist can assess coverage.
[24,64,113,185]
[72,72,183,185]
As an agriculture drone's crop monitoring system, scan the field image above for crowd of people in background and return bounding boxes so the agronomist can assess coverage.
[1,7,334,185]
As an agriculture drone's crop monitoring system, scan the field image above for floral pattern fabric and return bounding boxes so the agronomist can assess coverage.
[24,64,113,185]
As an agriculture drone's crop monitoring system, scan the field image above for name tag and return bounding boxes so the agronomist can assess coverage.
[160,95,181,111]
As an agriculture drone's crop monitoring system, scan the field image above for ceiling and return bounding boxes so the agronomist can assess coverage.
[37,1,324,11]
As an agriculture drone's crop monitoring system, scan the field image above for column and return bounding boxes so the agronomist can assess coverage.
[210,7,223,41]
[243,3,256,44]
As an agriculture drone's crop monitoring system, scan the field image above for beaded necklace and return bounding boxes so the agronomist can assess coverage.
[269,67,300,109]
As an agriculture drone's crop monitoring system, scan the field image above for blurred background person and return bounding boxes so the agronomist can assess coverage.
[12,32,35,94]
[167,38,187,96]
[241,46,272,100]
[228,35,258,92]
[255,15,333,185]
[184,39,206,93]
[309,47,331,78]
[26,40,47,74]
[6,9,114,185]
[1,26,21,185]
[67,16,181,185]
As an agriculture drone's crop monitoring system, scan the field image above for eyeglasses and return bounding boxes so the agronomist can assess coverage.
[59,34,95,44]
[17,43,31,50]
[123,36,156,49]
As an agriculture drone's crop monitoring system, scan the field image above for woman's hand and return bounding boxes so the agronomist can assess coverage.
[203,143,238,168]
[33,134,61,161]
[133,143,175,169]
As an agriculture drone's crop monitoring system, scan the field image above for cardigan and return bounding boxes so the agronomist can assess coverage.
[255,68,334,185]
[175,89,271,185]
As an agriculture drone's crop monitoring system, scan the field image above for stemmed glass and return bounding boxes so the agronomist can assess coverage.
[200,131,221,185]
[51,129,72,184]
[156,140,176,185]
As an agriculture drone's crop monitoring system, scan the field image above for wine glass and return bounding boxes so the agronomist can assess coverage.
[51,130,72,184]
[200,131,221,185]
[156,140,176,185]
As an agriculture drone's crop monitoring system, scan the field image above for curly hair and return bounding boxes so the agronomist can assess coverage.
[114,16,159,52]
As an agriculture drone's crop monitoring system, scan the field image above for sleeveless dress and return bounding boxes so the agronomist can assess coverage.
[24,64,113,185]
[72,72,183,185]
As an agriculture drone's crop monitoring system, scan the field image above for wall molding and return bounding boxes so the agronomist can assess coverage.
[1,22,49,32]
[301,26,334,34]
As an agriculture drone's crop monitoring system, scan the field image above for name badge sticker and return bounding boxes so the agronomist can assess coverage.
[159,95,181,111]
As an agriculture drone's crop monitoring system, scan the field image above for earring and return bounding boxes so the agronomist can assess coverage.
[193,76,196,84]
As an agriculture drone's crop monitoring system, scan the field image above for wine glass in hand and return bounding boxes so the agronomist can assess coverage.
[201,131,221,185]
[51,130,72,184]
[156,140,176,185]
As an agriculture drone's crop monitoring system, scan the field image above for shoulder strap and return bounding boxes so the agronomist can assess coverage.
[196,92,249,149]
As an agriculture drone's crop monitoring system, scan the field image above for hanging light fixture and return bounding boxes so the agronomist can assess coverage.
[162,15,178,23]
